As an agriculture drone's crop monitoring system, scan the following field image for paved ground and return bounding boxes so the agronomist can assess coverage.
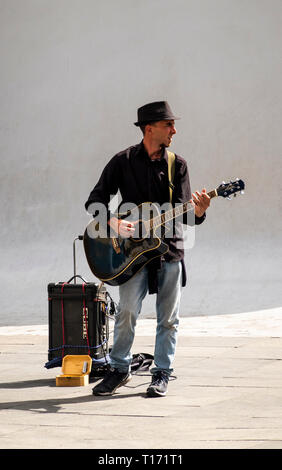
[0,307,282,450]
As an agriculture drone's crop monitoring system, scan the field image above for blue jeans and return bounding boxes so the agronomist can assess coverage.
[109,261,182,376]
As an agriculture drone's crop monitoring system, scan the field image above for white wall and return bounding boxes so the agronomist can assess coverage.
[1,0,282,325]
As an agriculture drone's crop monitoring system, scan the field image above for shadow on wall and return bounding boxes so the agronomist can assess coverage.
[140,279,282,318]
[0,232,281,325]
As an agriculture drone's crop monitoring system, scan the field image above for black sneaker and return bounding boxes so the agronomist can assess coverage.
[146,371,169,397]
[92,368,131,396]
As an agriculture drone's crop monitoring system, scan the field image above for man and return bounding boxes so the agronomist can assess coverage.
[85,101,210,397]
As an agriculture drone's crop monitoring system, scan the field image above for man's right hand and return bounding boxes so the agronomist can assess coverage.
[108,217,136,238]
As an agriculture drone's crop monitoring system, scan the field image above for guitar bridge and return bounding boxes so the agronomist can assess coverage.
[112,237,121,254]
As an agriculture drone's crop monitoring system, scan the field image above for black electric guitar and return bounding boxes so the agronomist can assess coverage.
[83,179,245,286]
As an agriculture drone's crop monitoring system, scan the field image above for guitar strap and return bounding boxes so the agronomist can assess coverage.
[167,151,175,203]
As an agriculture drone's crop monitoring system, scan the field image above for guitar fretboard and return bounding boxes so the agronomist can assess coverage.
[145,188,217,230]
[207,189,218,199]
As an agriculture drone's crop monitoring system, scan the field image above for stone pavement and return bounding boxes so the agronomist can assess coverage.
[0,307,282,450]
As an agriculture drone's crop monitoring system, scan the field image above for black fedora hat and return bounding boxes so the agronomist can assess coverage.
[134,101,180,126]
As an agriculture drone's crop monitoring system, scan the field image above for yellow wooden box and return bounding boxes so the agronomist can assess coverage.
[56,355,92,387]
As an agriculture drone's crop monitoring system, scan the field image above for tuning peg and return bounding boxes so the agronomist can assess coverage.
[222,181,226,185]
[234,193,237,197]
[226,196,231,200]
[240,190,244,195]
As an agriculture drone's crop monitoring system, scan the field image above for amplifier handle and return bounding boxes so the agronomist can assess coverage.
[67,274,88,284]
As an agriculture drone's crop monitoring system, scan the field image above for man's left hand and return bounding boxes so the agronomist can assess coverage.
[190,188,210,218]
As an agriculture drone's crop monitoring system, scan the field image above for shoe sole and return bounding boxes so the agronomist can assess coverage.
[92,374,132,396]
[146,387,167,397]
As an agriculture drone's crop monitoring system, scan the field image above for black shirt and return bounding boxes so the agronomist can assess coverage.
[85,141,206,291]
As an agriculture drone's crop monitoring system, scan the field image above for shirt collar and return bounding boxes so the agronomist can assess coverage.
[139,140,168,163]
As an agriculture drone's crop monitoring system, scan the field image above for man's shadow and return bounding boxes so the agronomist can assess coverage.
[0,375,153,414]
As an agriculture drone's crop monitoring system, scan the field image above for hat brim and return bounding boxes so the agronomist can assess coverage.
[134,116,180,127]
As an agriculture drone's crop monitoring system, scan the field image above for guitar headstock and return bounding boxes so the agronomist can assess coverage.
[216,179,245,199]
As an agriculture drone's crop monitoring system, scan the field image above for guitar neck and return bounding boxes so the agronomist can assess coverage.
[148,188,218,230]
[207,189,218,199]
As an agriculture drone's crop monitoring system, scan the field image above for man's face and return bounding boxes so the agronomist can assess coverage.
[149,120,177,147]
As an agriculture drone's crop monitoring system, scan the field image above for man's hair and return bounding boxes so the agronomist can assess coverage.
[140,121,155,135]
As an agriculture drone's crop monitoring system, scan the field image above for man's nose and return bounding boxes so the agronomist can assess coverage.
[171,125,177,134]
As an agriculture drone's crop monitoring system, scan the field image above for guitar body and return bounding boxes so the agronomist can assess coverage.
[83,203,169,286]
[83,179,245,286]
